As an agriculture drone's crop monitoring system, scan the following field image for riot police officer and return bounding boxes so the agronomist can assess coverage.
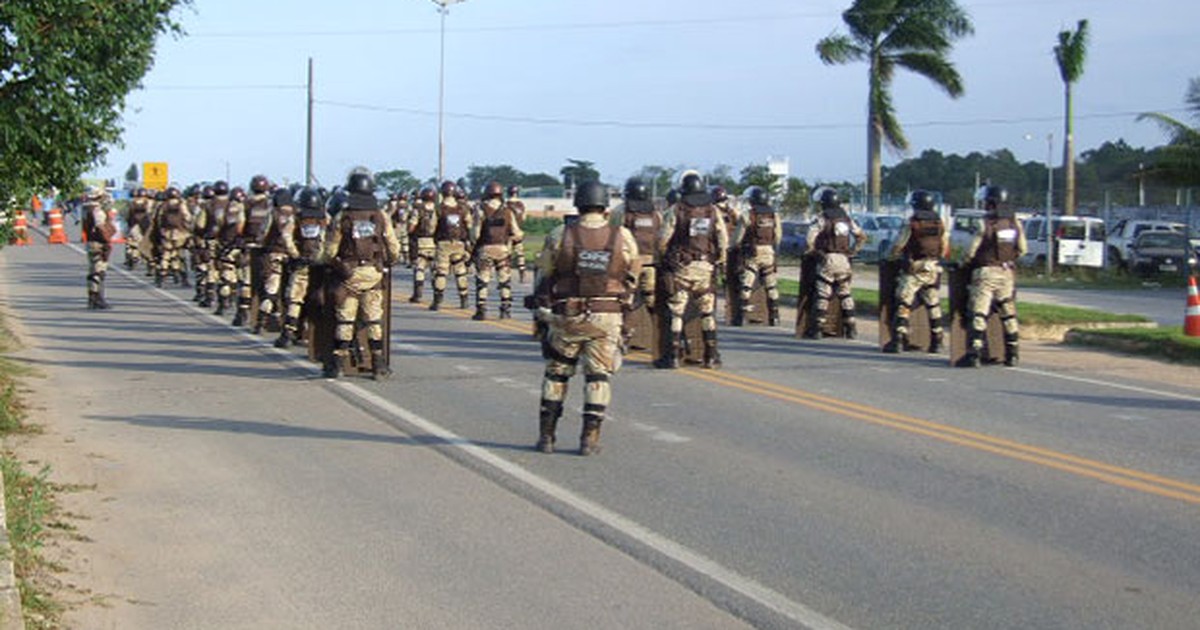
[732,186,782,326]
[151,186,192,288]
[124,188,152,271]
[805,188,865,339]
[322,168,402,379]
[214,186,246,317]
[275,187,328,348]
[471,181,522,320]
[233,174,273,327]
[505,185,529,282]
[256,188,297,333]
[964,185,1027,367]
[884,190,949,353]
[532,180,640,455]
[406,186,439,303]
[430,180,473,311]
[609,177,661,310]
[81,186,116,309]
[656,171,727,369]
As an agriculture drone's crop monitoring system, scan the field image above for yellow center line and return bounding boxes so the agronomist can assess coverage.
[397,299,1200,506]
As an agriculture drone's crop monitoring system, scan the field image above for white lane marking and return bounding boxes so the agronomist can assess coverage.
[339,384,849,630]
[632,422,659,432]
[1012,366,1200,403]
[651,431,692,444]
[102,279,819,626]
[454,364,482,374]
[525,388,542,396]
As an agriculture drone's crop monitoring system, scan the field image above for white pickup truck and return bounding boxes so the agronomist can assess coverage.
[1105,219,1189,270]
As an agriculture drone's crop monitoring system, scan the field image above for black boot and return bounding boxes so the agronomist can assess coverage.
[654,331,681,369]
[805,310,826,339]
[275,316,297,348]
[429,291,443,311]
[731,307,745,327]
[408,284,423,304]
[843,318,857,340]
[767,300,780,327]
[499,301,512,319]
[472,305,486,321]
[883,331,905,354]
[579,413,603,456]
[87,291,98,310]
[536,399,562,454]
[323,342,350,378]
[702,330,722,369]
[369,340,391,380]
[93,274,111,310]
[231,299,249,327]
[459,293,469,310]
[154,271,164,288]
[961,331,983,368]
[214,294,228,316]
[178,271,190,288]
[928,329,944,354]
[1004,332,1019,367]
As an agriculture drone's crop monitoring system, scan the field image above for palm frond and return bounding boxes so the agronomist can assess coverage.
[1185,76,1200,122]
[894,51,964,97]
[816,34,867,65]
[1137,112,1200,145]
[844,0,899,44]
[1053,19,1089,84]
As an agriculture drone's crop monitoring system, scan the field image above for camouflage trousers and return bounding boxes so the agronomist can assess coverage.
[215,244,241,299]
[434,241,470,298]
[739,245,779,304]
[814,252,855,324]
[541,311,623,414]
[283,264,312,323]
[894,259,944,335]
[334,266,387,342]
[259,252,289,315]
[666,261,717,333]
[125,226,145,267]
[968,265,1018,339]
[633,258,658,309]
[87,242,110,292]
[157,229,190,278]
[475,245,512,308]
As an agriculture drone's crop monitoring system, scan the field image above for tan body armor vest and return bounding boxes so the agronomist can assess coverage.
[905,211,945,260]
[480,203,513,246]
[336,208,387,267]
[816,207,852,254]
[667,203,718,263]
[972,216,1020,267]
[748,205,777,247]
[436,202,468,241]
[553,223,628,304]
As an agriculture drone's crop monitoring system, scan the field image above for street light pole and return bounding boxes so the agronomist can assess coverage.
[1045,132,1055,277]
[431,0,465,185]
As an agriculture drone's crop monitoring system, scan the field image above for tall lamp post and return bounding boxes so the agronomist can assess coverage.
[431,0,465,185]
[1026,132,1055,276]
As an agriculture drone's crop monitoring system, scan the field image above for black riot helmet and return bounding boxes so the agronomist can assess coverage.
[212,180,229,196]
[326,189,350,217]
[666,189,680,206]
[624,177,650,202]
[295,186,322,211]
[272,188,294,208]
[419,186,437,202]
[909,189,936,212]
[710,185,728,204]
[345,168,375,195]
[439,180,457,198]
[166,186,182,200]
[679,172,705,195]
[483,181,504,199]
[230,186,246,202]
[746,186,770,206]
[250,174,271,194]
[573,180,609,212]
[201,185,215,200]
[506,184,520,198]
[982,185,1008,207]
[817,188,840,210]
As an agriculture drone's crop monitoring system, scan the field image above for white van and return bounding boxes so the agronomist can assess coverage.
[1021,216,1106,268]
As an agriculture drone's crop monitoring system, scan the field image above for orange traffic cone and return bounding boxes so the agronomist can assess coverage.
[10,210,32,246]
[108,207,126,244]
[46,207,68,244]
[1185,276,1200,338]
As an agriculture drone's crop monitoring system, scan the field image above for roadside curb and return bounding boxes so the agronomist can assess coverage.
[1063,329,1200,366]
[0,468,25,630]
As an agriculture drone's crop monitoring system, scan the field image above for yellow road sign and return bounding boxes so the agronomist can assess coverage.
[143,162,169,191]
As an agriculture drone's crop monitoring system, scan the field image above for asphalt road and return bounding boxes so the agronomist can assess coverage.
[3,229,1199,630]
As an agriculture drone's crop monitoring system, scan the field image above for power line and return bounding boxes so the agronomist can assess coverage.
[313,98,1187,131]
[189,0,1114,38]
[140,84,305,91]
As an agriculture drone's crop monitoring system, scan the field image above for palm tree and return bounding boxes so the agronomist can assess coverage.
[1054,19,1089,216]
[1138,77,1200,186]
[816,0,973,213]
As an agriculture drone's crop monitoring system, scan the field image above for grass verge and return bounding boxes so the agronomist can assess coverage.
[0,318,66,629]
[774,278,1149,327]
[1064,327,1200,366]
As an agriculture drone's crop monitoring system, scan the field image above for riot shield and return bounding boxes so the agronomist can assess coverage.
[948,265,1006,367]
[879,259,933,351]
[624,301,658,351]
[305,264,336,364]
[795,254,844,338]
[247,248,265,332]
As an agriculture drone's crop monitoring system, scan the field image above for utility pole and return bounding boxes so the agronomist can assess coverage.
[1045,133,1055,277]
[431,0,466,185]
[306,57,314,186]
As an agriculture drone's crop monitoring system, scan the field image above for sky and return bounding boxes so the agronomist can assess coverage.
[89,0,1200,190]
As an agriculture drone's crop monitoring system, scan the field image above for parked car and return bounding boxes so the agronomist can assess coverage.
[850,213,904,262]
[1020,215,1106,268]
[1128,231,1197,276]
[948,208,986,260]
[1106,219,1188,270]
[778,220,810,256]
